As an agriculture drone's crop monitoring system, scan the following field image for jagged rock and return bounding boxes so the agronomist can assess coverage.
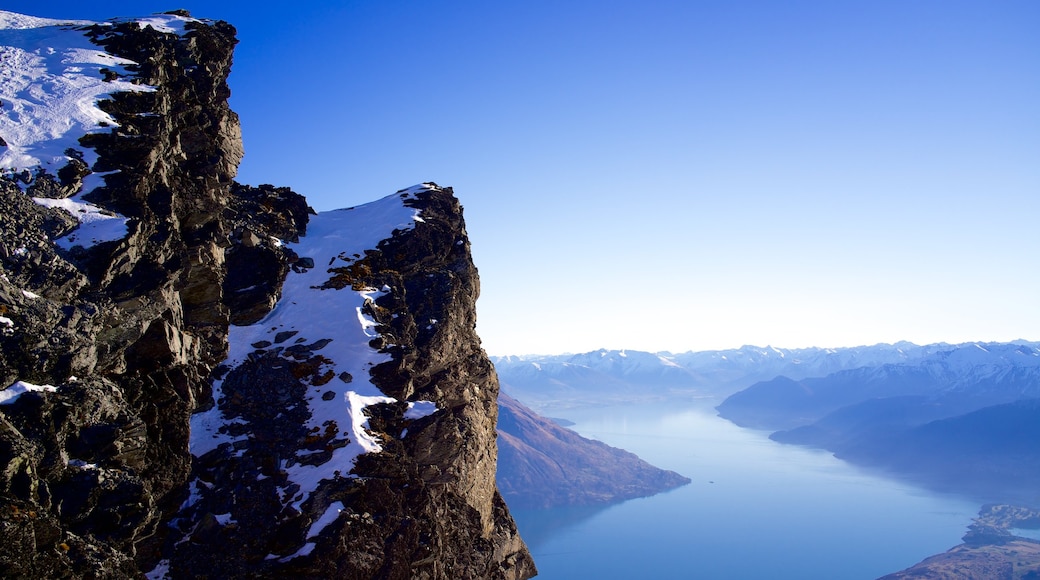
[222,183,311,325]
[168,185,534,579]
[1,11,533,579]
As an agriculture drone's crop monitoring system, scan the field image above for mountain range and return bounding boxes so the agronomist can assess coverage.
[493,342,981,410]
[717,342,1040,503]
[498,341,1040,503]
[497,340,1040,578]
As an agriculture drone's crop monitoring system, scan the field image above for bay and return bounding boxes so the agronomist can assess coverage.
[510,401,979,579]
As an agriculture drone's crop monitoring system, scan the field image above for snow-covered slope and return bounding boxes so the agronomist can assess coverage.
[189,185,438,515]
[0,10,202,250]
[164,182,534,577]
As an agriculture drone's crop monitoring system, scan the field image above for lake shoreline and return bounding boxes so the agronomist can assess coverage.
[510,401,980,580]
[879,504,1040,579]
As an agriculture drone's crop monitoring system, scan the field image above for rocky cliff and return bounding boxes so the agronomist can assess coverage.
[0,11,533,579]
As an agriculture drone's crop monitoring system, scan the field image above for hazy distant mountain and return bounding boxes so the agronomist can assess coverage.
[717,342,1040,430]
[496,341,1040,505]
[496,393,690,509]
[783,398,1040,504]
[714,341,1040,502]
[493,342,954,411]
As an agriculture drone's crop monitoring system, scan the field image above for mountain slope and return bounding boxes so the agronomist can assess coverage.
[716,342,1040,504]
[717,342,1040,431]
[836,399,1040,501]
[496,393,690,509]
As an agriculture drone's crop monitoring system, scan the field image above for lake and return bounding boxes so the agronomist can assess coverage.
[510,401,980,579]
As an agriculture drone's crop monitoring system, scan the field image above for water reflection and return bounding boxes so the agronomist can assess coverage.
[509,504,614,550]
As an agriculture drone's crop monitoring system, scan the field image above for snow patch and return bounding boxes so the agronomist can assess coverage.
[188,376,248,457]
[280,542,317,562]
[33,194,128,249]
[213,513,235,526]
[179,479,203,511]
[0,10,155,174]
[0,380,58,405]
[0,11,92,30]
[191,185,441,512]
[144,559,171,580]
[404,400,438,420]
[657,354,681,368]
[277,500,346,562]
[133,14,199,35]
[308,501,345,538]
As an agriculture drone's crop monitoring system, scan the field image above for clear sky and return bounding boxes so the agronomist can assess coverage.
[8,1,1040,355]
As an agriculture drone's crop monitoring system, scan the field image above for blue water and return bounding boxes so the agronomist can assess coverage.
[1012,528,1040,541]
[511,402,979,580]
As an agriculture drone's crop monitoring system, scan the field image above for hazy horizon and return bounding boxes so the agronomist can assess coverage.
[486,337,1040,358]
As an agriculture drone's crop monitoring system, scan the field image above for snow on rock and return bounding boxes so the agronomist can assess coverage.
[0,10,203,250]
[278,500,346,562]
[33,194,128,249]
[0,7,193,251]
[0,10,152,174]
[404,400,438,420]
[308,500,346,538]
[187,376,248,457]
[144,560,171,580]
[0,10,199,174]
[213,513,235,526]
[0,12,93,30]
[132,14,200,35]
[190,185,440,511]
[0,380,58,405]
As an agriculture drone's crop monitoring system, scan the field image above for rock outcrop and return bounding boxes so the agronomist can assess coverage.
[0,11,533,579]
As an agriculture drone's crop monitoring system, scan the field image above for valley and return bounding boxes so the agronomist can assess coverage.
[497,340,1040,578]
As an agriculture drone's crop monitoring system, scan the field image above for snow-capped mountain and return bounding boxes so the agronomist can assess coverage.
[712,342,1040,504]
[717,341,1040,430]
[492,341,1014,411]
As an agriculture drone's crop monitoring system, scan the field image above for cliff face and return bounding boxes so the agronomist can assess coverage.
[0,11,533,579]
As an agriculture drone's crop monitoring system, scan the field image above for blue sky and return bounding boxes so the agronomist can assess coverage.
[9,1,1040,354]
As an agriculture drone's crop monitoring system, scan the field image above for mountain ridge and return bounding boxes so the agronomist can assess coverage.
[494,341,1039,412]
[0,11,535,578]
